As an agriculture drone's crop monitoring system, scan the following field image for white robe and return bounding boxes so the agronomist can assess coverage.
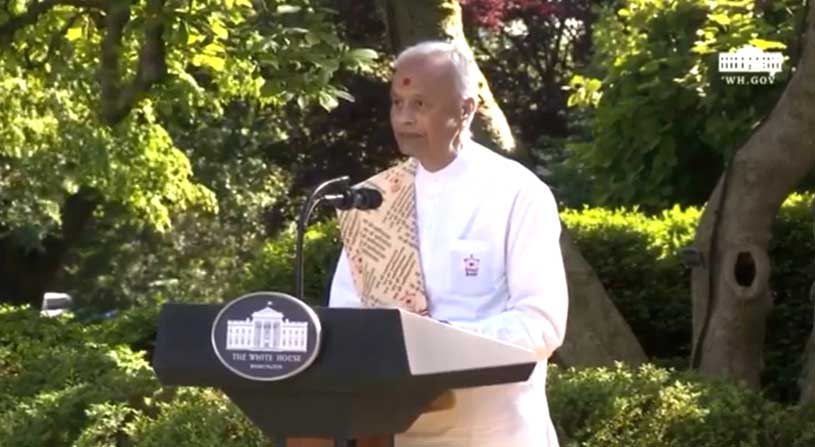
[329,139,569,447]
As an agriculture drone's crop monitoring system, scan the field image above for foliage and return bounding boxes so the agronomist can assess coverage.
[461,0,599,146]
[561,203,701,363]
[3,305,814,446]
[0,0,381,306]
[565,0,806,208]
[548,362,815,447]
[764,193,815,402]
[241,220,342,306]
[0,0,374,238]
[0,305,158,447]
[0,69,215,240]
[0,304,269,447]
[562,192,815,401]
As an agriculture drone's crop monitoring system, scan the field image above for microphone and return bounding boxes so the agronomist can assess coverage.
[322,187,383,210]
[293,177,384,303]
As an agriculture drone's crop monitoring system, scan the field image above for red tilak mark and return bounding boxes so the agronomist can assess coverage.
[402,77,411,86]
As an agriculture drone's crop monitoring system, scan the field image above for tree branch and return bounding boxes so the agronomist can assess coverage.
[100,0,167,125]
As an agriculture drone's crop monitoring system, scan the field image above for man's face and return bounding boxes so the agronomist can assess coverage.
[390,55,464,160]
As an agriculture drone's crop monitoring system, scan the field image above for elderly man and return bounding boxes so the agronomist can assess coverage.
[329,40,569,447]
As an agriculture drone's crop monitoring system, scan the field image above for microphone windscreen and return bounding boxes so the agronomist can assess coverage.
[357,188,383,210]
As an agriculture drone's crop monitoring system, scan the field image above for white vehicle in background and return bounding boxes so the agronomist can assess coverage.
[41,292,73,317]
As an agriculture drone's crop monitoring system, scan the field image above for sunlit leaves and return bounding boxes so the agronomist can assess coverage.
[0,62,217,239]
[567,75,603,108]
[276,4,302,14]
[0,0,375,246]
[565,0,804,207]
[749,38,787,50]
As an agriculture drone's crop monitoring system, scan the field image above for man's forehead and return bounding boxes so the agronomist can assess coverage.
[391,55,455,90]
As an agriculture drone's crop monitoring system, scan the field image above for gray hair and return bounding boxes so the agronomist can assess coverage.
[394,40,480,101]
[394,41,479,139]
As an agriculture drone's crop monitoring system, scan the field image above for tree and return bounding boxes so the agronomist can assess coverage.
[566,0,803,209]
[690,0,815,389]
[375,0,646,366]
[460,0,598,145]
[0,0,374,307]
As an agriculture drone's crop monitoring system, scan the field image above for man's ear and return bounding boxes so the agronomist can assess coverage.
[461,97,476,120]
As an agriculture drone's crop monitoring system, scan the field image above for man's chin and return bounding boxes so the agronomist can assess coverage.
[396,142,421,157]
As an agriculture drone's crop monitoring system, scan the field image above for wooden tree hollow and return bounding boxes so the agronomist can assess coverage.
[722,244,770,300]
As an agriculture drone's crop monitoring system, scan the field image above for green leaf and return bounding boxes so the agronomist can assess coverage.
[334,89,355,103]
[210,17,229,40]
[192,54,226,71]
[65,26,83,41]
[346,48,378,63]
[709,13,732,26]
[276,5,302,14]
[297,96,308,109]
[748,38,786,50]
[318,92,338,111]
[260,80,283,97]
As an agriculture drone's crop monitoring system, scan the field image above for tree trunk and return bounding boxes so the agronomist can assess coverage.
[555,230,647,366]
[0,190,98,308]
[690,1,815,388]
[376,0,646,366]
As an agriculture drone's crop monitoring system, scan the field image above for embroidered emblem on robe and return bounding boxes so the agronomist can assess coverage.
[463,254,480,277]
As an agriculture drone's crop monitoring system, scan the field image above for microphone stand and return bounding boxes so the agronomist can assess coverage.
[293,177,387,447]
[295,176,349,302]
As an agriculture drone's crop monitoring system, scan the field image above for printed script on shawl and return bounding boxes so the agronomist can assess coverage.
[336,160,429,315]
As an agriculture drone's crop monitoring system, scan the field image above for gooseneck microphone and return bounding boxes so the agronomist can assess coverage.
[321,187,383,210]
[294,177,384,302]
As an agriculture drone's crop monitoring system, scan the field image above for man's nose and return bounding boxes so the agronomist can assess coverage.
[394,106,416,126]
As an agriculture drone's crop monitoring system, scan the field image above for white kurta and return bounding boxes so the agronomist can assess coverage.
[329,139,569,447]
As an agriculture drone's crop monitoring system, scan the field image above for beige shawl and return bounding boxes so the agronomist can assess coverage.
[336,159,429,315]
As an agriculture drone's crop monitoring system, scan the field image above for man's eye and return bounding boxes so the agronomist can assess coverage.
[415,100,424,108]
[392,99,403,106]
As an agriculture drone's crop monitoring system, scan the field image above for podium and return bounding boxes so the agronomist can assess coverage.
[152,302,538,446]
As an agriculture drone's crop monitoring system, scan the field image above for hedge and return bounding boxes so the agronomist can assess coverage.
[547,363,815,447]
[2,305,814,447]
[560,193,815,402]
[0,305,270,447]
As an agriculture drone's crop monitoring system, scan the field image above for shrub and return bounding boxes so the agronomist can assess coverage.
[561,204,700,362]
[0,305,159,447]
[3,302,815,446]
[562,193,815,401]
[548,363,815,447]
[240,220,342,306]
[764,193,815,402]
[0,305,269,447]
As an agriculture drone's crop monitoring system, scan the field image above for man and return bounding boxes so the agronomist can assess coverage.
[330,40,569,447]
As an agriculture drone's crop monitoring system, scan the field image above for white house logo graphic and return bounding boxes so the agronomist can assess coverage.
[718,45,784,85]
[226,304,309,352]
[211,291,321,381]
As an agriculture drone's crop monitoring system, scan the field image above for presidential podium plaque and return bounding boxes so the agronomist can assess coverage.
[152,292,538,446]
